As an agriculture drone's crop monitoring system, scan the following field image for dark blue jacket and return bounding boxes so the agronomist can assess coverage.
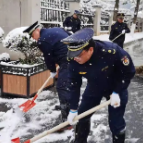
[109,22,130,48]
[68,40,135,109]
[37,27,69,72]
[63,16,81,33]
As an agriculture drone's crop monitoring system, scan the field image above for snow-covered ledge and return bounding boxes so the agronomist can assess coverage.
[0,61,39,68]
[93,32,143,67]
[93,32,143,44]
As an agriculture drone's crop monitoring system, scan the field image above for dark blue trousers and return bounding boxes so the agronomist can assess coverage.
[56,63,70,122]
[75,90,128,143]
[114,41,124,48]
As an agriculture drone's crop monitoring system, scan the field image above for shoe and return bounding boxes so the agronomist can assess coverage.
[54,105,61,110]
[113,133,125,143]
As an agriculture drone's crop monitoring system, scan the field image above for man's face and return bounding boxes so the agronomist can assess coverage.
[117,17,124,23]
[32,29,40,41]
[74,47,94,64]
[73,14,78,19]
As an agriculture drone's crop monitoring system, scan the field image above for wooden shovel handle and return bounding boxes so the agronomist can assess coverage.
[36,66,60,97]
[112,33,123,42]
[28,100,111,143]
[37,76,52,95]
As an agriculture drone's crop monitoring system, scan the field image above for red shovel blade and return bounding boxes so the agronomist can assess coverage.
[11,138,20,143]
[19,100,36,113]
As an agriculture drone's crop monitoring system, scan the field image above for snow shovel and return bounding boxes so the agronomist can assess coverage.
[19,75,53,113]
[111,33,123,42]
[19,66,59,113]
[11,100,111,143]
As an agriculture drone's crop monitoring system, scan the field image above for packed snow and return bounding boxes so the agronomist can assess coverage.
[93,32,143,44]
[0,53,10,61]
[0,79,110,143]
[0,76,142,142]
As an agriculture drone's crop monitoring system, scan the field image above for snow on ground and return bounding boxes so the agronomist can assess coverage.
[0,91,61,143]
[0,79,109,143]
[94,32,143,67]
[93,32,143,44]
[0,76,143,143]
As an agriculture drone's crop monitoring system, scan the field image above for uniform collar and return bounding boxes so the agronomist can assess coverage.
[117,21,124,25]
[86,42,98,63]
[72,16,78,20]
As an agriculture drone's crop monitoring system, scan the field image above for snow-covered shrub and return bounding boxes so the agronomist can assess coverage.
[2,27,43,65]
[0,27,4,43]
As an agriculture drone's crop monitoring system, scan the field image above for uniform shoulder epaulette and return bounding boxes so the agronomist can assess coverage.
[101,48,116,55]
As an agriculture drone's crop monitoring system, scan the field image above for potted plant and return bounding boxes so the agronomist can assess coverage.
[1,27,54,98]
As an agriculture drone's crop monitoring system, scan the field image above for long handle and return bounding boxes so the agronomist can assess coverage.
[112,33,123,42]
[27,100,111,143]
[33,66,59,101]
[37,75,52,95]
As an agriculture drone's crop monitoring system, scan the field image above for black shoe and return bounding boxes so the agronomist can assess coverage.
[113,133,125,143]
[54,105,61,110]
[73,120,90,143]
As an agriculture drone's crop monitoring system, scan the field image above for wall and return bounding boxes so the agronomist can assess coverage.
[21,0,40,26]
[68,2,80,15]
[0,0,41,35]
[0,0,20,35]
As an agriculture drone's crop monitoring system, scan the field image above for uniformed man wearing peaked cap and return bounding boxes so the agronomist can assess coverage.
[23,21,73,131]
[109,13,130,48]
[62,28,135,143]
[63,10,81,33]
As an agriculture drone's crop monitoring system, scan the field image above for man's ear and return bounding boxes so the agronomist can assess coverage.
[89,47,94,52]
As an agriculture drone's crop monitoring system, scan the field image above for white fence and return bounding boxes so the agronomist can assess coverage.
[40,0,70,27]
[100,11,110,31]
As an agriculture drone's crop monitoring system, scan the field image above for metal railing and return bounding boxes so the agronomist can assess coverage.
[40,0,70,27]
[100,11,110,31]
[79,13,94,29]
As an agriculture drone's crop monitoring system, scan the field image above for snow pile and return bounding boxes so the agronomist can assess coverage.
[0,53,10,61]
[0,90,61,143]
[0,78,110,143]
[0,27,4,42]
[138,11,143,18]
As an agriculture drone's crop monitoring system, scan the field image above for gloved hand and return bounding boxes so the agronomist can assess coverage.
[122,29,126,34]
[50,72,57,78]
[111,92,121,108]
[68,110,78,125]
[67,27,72,30]
[64,27,68,30]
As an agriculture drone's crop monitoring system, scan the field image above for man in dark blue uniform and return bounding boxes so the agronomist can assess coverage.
[23,21,72,130]
[63,10,81,33]
[109,13,130,48]
[62,28,135,143]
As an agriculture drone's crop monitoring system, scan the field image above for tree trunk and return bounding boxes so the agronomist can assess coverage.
[133,0,140,24]
[113,0,119,21]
